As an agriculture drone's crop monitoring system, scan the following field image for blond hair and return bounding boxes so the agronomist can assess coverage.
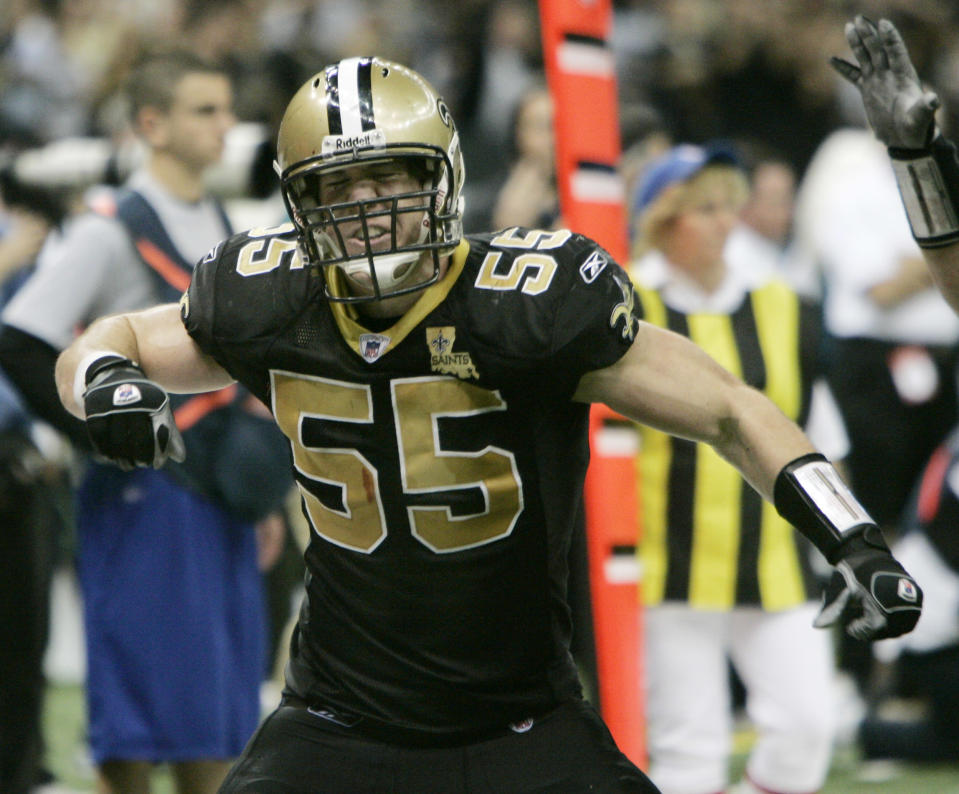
[631,165,749,259]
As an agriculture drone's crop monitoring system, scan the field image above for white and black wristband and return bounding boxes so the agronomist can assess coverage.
[73,351,139,410]
[773,453,878,564]
[889,135,959,249]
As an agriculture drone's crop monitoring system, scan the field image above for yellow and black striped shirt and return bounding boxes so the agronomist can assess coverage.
[635,279,822,610]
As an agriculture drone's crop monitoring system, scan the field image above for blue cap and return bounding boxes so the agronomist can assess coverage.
[632,142,740,215]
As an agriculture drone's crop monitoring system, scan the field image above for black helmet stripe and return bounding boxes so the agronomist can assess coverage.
[331,57,375,135]
[357,59,374,131]
[324,64,342,135]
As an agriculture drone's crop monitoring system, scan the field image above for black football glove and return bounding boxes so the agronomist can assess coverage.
[82,355,186,471]
[830,15,940,150]
[814,525,922,641]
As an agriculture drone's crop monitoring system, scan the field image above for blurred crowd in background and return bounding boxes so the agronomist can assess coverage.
[1,0,956,228]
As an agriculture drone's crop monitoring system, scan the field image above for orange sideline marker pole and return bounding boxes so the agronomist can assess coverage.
[539,0,645,765]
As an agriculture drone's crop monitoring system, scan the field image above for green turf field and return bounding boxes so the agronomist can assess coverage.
[45,683,173,793]
[43,682,959,793]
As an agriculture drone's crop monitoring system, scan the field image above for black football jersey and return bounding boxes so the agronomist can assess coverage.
[183,223,640,740]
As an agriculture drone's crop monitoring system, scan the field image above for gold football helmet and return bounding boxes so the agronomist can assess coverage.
[276,57,465,302]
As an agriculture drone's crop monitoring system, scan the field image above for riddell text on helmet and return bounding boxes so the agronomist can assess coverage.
[321,130,387,155]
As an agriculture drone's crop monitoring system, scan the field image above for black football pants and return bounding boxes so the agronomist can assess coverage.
[219,697,659,793]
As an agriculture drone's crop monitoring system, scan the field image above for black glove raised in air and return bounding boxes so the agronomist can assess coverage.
[82,355,185,470]
[830,15,939,150]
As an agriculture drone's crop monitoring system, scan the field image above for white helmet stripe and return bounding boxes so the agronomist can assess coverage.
[337,57,370,136]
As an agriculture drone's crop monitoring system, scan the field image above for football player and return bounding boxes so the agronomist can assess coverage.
[833,14,959,314]
[55,58,922,793]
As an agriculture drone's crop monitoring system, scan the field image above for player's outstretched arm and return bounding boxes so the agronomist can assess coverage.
[575,323,923,641]
[833,14,959,312]
[55,303,234,469]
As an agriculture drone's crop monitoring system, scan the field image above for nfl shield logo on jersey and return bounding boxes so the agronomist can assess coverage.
[360,333,390,363]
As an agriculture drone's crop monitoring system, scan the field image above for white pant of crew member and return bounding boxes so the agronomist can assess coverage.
[644,602,837,794]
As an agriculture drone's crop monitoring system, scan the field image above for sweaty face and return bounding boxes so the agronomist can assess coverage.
[307,160,430,296]
[319,162,426,253]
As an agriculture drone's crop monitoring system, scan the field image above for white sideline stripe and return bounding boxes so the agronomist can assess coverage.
[557,41,614,77]
[604,555,642,584]
[594,425,638,457]
[571,169,624,204]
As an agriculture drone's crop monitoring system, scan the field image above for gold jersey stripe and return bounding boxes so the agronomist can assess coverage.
[687,312,743,607]
[636,420,671,604]
[752,284,806,609]
[752,282,800,418]
[330,240,471,358]
[634,287,669,603]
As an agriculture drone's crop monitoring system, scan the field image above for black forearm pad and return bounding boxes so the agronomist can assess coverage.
[773,453,877,565]
[889,135,959,248]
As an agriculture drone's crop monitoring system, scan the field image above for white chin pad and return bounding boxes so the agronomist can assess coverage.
[343,251,420,292]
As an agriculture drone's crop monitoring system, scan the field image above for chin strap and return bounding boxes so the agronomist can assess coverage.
[346,249,421,292]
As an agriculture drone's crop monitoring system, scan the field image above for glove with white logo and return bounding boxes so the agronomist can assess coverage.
[814,525,922,641]
[82,355,185,470]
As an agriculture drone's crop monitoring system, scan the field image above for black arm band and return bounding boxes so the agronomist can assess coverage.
[773,453,877,565]
[889,135,959,249]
